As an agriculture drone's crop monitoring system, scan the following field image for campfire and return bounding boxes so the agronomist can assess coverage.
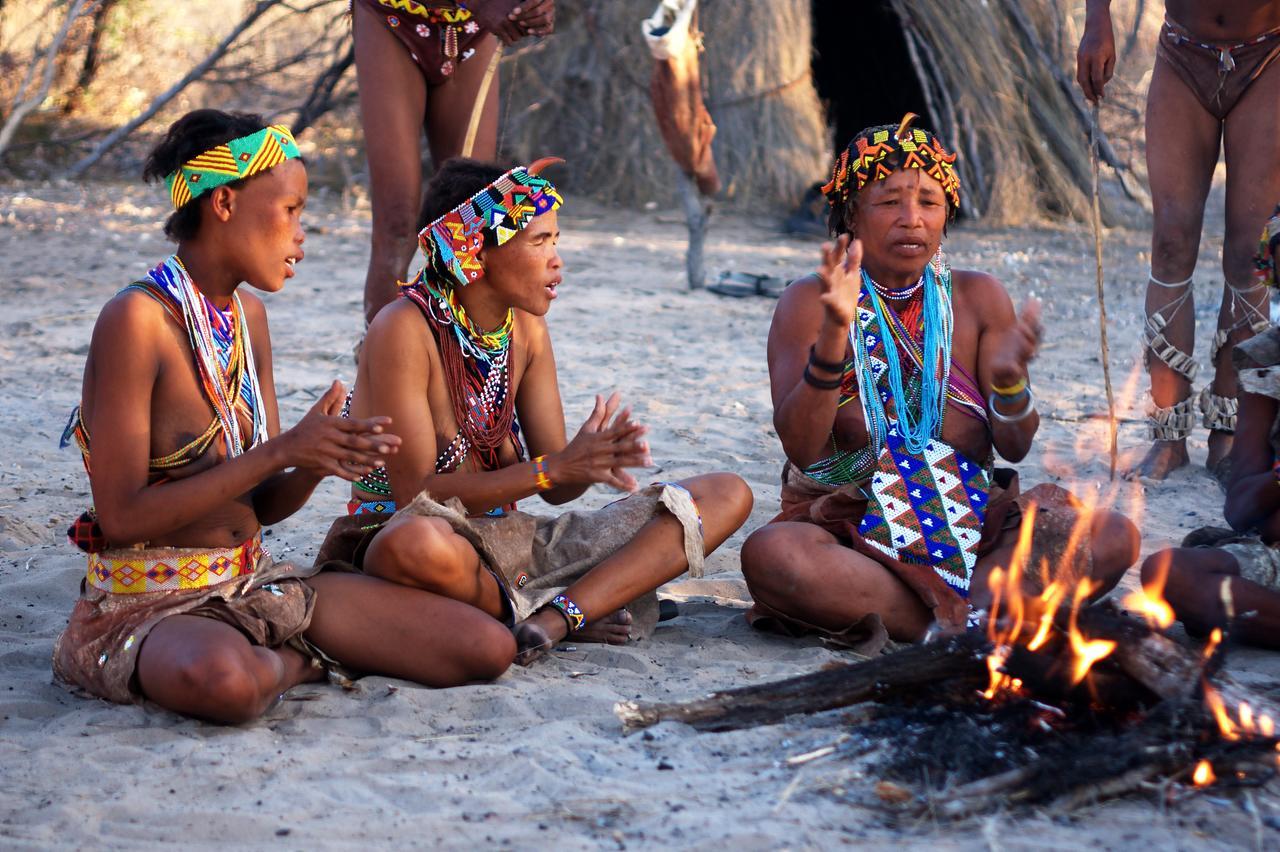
[616,474,1280,816]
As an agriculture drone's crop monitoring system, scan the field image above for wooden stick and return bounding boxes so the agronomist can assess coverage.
[462,43,504,158]
[1089,102,1120,479]
[614,632,990,733]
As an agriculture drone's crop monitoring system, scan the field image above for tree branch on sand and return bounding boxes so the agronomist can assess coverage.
[0,0,94,159]
[62,0,285,179]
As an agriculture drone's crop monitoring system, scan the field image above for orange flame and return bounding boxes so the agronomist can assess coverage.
[1203,628,1223,661]
[1026,579,1067,652]
[1067,578,1116,686]
[1203,682,1240,741]
[1123,550,1175,630]
[1193,760,1215,786]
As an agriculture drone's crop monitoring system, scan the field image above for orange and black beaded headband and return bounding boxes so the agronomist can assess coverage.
[164,124,301,210]
[821,113,960,213]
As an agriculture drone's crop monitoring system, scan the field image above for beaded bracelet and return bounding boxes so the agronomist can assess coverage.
[808,344,847,375]
[1272,457,1280,486]
[991,375,1028,397]
[532,455,553,491]
[803,364,843,390]
[548,593,585,632]
[989,387,1036,423]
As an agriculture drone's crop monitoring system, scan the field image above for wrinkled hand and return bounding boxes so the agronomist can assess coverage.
[510,0,554,37]
[548,392,651,492]
[1076,19,1116,101]
[276,381,401,481]
[816,234,863,330]
[989,299,1043,390]
[467,0,524,44]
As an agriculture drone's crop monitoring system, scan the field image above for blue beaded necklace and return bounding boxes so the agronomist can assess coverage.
[852,263,953,456]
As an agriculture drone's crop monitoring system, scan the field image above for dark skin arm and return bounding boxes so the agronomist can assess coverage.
[1077,0,1116,101]
[1224,390,1280,537]
[86,292,397,546]
[363,305,649,515]
[970,273,1042,463]
[770,235,868,468]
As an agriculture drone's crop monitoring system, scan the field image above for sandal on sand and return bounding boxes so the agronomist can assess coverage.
[707,270,788,299]
[658,599,679,622]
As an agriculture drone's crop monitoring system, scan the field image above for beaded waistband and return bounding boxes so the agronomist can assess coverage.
[86,534,264,594]
[348,498,397,516]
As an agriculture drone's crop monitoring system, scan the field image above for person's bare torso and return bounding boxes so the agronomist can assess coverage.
[349,301,532,501]
[1166,0,1280,41]
[81,291,264,548]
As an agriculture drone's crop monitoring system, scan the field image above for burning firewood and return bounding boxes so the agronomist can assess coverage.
[615,593,1280,815]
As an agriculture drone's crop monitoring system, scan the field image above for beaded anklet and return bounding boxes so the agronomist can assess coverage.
[548,593,586,632]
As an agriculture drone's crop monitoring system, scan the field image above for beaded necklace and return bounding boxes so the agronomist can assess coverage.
[150,255,267,456]
[402,272,523,474]
[852,263,952,456]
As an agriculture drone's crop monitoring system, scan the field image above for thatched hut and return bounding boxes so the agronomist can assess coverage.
[498,0,1150,225]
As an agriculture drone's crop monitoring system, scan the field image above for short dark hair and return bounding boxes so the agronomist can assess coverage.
[143,109,269,241]
[417,157,509,235]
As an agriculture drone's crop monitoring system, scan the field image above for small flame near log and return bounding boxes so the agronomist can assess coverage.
[1192,759,1215,786]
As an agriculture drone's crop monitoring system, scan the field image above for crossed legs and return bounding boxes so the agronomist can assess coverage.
[363,473,753,663]
[741,508,1138,641]
[135,573,516,724]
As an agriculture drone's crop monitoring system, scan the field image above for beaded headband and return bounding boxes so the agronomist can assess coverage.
[417,158,564,288]
[164,124,301,210]
[821,113,961,214]
[1255,203,1280,289]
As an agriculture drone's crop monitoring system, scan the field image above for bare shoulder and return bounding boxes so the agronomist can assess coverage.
[774,272,826,325]
[951,268,1015,324]
[94,286,170,341]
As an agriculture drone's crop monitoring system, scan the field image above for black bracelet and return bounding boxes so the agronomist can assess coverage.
[808,344,847,375]
[803,364,844,390]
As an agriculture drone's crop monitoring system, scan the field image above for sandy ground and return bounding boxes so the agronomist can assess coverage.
[2,178,1279,849]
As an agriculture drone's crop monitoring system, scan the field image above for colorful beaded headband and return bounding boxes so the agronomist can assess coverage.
[1255,203,1280,289]
[418,158,564,288]
[821,113,961,213]
[164,124,301,210]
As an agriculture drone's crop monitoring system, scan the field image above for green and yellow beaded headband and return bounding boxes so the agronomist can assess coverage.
[164,124,301,209]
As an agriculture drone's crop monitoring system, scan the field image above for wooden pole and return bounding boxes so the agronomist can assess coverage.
[1089,102,1119,480]
[462,43,503,158]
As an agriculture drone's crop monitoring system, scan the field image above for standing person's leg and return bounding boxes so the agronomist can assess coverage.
[424,34,501,165]
[1207,64,1280,474]
[353,1,429,326]
[1128,56,1222,480]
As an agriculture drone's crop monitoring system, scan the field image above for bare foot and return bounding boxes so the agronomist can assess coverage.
[512,608,568,666]
[577,609,632,645]
[1122,439,1189,482]
[512,607,635,665]
[1206,430,1233,487]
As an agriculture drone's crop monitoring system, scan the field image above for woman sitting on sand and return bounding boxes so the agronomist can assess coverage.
[321,156,752,664]
[739,115,1140,651]
[54,110,516,723]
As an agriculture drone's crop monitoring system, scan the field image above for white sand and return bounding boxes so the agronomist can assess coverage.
[2,180,1278,847]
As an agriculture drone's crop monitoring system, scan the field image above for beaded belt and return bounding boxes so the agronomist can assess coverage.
[86,534,264,594]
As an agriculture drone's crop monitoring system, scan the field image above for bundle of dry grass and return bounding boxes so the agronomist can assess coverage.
[890,0,1147,225]
[498,0,828,211]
